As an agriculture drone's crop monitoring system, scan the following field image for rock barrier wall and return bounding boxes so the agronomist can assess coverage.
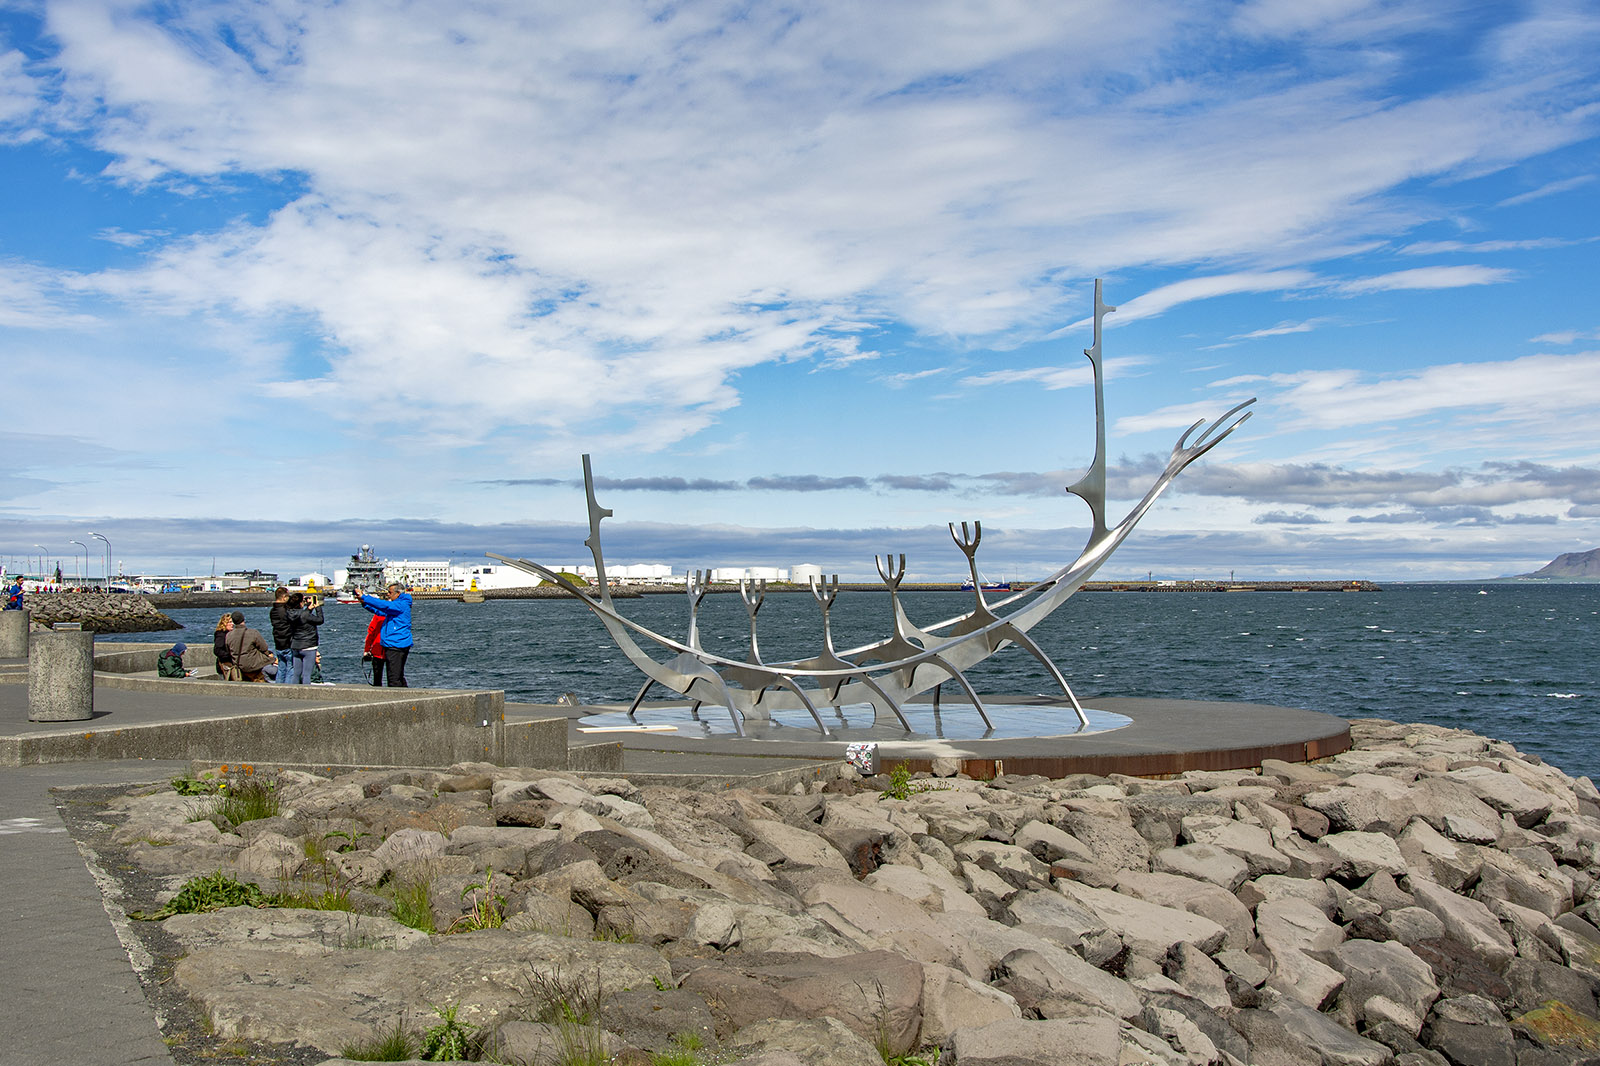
[90,716,1600,1065]
[19,592,181,633]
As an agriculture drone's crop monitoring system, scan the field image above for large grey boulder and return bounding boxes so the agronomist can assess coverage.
[1258,936,1346,1011]
[1015,819,1099,865]
[724,1017,880,1066]
[370,827,448,871]
[1115,869,1255,950]
[951,1016,1123,1066]
[1473,848,1572,918]
[1303,774,1418,833]
[862,863,986,916]
[1267,997,1393,1066]
[1332,938,1440,1036]
[1410,880,1516,968]
[1150,843,1250,892]
[676,950,923,1055]
[1225,1008,1322,1066]
[1056,881,1228,958]
[176,931,671,1054]
[745,819,852,874]
[917,962,1022,1046]
[163,907,429,954]
[1396,819,1482,891]
[1181,815,1291,877]
[1445,767,1554,828]
[1421,994,1516,1066]
[1319,830,1409,880]
[1257,897,1345,953]
[1057,810,1152,871]
[802,878,985,975]
[991,946,1143,1021]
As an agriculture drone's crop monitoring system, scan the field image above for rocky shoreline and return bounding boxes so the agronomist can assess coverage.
[18,591,181,633]
[73,718,1600,1066]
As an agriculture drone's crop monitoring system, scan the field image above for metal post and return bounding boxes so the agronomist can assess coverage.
[71,540,87,585]
[89,532,109,590]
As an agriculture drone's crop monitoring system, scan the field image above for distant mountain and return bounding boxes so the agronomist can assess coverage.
[1512,548,1600,580]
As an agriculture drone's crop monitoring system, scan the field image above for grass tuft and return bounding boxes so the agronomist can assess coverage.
[201,778,280,829]
[339,1018,417,1061]
[390,880,436,933]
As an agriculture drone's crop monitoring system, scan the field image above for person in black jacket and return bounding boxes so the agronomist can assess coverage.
[268,587,292,684]
[284,591,324,684]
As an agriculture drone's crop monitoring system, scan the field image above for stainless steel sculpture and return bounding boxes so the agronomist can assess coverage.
[490,281,1254,736]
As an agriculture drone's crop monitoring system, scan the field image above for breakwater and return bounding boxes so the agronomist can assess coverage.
[15,591,181,633]
[80,717,1600,1064]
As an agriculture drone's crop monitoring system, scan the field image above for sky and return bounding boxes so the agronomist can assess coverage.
[2,0,1599,584]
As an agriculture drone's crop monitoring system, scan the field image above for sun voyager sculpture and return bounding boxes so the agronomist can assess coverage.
[490,281,1254,737]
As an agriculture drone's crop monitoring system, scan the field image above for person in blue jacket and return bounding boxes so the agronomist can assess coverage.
[357,583,413,687]
[4,576,23,610]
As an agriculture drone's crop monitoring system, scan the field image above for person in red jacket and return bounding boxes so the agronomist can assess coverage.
[362,612,386,685]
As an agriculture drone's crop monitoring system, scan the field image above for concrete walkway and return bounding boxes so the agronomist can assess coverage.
[0,758,188,1066]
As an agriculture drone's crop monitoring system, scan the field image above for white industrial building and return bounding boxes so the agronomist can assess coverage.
[383,559,450,589]
[449,564,542,591]
[711,565,790,583]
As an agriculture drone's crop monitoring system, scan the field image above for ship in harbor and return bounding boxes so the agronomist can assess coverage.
[338,545,386,598]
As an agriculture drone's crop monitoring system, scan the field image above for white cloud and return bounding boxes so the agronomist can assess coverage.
[1266,351,1600,430]
[1531,328,1600,345]
[1090,272,1317,328]
[959,355,1147,392]
[1336,265,1514,293]
[0,48,40,132]
[4,0,1587,462]
[1398,236,1595,255]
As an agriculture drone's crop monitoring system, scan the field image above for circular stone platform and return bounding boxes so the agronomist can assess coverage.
[570,694,1352,779]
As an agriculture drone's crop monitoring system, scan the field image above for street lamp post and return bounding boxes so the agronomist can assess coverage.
[34,545,48,584]
[88,532,110,590]
[70,540,87,585]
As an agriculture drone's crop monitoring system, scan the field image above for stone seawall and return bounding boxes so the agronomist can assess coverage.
[18,592,180,633]
[78,716,1600,1065]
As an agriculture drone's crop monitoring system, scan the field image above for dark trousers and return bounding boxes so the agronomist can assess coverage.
[370,656,386,685]
[382,645,409,687]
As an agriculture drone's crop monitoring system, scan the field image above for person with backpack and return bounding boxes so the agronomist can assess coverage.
[284,591,325,684]
[268,587,293,683]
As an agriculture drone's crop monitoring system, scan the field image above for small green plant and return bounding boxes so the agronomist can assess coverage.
[390,880,436,933]
[203,778,281,828]
[170,775,220,796]
[339,1018,417,1061]
[882,1048,941,1066]
[651,1031,706,1066]
[878,763,934,801]
[323,827,373,852]
[651,974,671,991]
[419,1003,477,1061]
[447,866,506,933]
[132,870,267,919]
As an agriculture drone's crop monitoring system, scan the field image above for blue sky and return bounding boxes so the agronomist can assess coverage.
[3,0,1599,583]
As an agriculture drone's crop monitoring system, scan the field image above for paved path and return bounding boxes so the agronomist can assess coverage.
[0,759,188,1066]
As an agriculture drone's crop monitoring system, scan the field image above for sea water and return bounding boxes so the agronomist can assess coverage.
[104,583,1600,779]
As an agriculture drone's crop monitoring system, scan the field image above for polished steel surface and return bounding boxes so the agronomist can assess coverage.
[491,280,1255,737]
